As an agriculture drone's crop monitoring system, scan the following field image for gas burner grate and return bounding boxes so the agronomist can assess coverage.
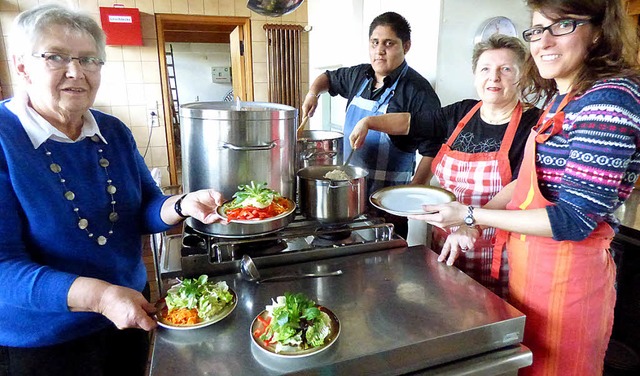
[161,215,407,279]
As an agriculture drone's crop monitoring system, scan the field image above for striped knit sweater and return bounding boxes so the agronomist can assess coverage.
[538,77,640,241]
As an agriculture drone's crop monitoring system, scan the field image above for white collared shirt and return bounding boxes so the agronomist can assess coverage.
[5,91,107,149]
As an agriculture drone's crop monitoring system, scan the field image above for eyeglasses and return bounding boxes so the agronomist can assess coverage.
[522,19,590,42]
[32,52,105,72]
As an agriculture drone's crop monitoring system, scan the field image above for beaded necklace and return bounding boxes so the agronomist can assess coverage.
[43,135,119,245]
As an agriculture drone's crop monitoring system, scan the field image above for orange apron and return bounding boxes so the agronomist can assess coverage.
[501,95,616,375]
[432,101,522,298]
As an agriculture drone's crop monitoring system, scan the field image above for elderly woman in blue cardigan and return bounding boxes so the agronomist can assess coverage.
[0,4,225,375]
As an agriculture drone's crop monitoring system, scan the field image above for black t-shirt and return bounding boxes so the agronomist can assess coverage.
[325,61,441,155]
[408,99,542,178]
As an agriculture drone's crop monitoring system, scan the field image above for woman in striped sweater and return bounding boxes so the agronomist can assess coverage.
[411,0,640,374]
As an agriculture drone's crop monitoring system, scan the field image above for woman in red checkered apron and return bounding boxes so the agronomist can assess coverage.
[350,35,541,298]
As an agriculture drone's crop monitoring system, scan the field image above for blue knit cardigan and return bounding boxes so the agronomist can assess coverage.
[0,101,171,347]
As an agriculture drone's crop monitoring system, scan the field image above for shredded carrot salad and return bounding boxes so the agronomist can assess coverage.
[226,197,291,220]
[163,307,200,325]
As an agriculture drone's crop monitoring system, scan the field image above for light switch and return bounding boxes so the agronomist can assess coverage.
[211,67,231,83]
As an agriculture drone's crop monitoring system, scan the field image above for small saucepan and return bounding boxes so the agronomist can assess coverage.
[297,165,368,223]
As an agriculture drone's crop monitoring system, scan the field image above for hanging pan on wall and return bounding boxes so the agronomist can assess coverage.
[246,0,305,17]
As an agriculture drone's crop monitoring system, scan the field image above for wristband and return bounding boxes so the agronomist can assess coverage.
[306,92,320,98]
[174,194,189,218]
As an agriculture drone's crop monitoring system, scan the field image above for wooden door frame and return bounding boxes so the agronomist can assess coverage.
[155,14,254,186]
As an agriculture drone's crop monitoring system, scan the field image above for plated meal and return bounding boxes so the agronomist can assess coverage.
[370,185,456,216]
[251,292,340,357]
[218,181,295,221]
[156,275,237,330]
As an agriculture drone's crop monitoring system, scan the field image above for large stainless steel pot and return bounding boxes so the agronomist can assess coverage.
[180,101,297,236]
[296,130,343,171]
[298,165,368,223]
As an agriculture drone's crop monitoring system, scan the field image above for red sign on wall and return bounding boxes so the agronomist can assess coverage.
[99,6,143,46]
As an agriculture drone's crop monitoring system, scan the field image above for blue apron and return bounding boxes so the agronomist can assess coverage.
[343,64,415,195]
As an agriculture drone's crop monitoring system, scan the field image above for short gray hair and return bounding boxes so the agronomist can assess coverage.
[10,4,106,60]
[471,34,527,74]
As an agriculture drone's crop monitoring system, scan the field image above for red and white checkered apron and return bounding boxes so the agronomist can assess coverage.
[431,101,522,298]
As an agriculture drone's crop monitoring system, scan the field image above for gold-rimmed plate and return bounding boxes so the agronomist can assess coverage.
[250,306,340,358]
[370,185,455,216]
[156,287,237,330]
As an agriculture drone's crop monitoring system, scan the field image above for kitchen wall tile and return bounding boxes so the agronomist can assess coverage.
[129,104,147,127]
[252,62,267,83]
[295,2,308,23]
[149,126,166,147]
[253,82,268,102]
[234,0,250,17]
[108,84,130,106]
[251,20,267,42]
[142,61,161,83]
[188,0,204,15]
[109,105,132,125]
[0,1,18,12]
[203,0,218,15]
[78,0,99,14]
[218,0,233,16]
[151,145,169,165]
[154,0,171,13]
[17,0,38,12]
[0,12,18,37]
[140,41,159,61]
[135,0,155,14]
[122,47,142,62]
[251,41,267,63]
[106,46,124,62]
[126,83,146,105]
[124,61,144,83]
[170,0,188,14]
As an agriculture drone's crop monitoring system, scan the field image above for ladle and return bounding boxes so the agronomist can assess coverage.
[343,148,356,168]
[241,255,343,283]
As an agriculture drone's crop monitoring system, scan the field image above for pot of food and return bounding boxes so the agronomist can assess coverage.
[297,165,368,223]
[180,101,297,236]
[296,130,344,171]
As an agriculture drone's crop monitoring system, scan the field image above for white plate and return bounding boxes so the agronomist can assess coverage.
[156,287,237,330]
[370,185,455,216]
[250,306,340,358]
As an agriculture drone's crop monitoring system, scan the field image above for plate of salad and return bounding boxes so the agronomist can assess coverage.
[217,181,296,223]
[156,275,237,330]
[251,292,340,358]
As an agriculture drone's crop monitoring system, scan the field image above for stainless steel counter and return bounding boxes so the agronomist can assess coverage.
[149,245,531,375]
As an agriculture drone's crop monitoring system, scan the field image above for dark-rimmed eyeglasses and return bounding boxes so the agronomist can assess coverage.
[522,19,590,42]
[31,52,105,72]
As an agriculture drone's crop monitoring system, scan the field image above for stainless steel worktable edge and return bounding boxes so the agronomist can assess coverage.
[149,245,531,375]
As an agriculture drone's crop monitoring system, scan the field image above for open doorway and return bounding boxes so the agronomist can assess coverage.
[155,14,254,186]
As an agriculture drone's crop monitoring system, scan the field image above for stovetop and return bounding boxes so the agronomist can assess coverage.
[158,215,408,280]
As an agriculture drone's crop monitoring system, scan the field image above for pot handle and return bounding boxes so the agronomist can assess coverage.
[222,141,277,151]
[328,180,353,188]
[302,151,338,161]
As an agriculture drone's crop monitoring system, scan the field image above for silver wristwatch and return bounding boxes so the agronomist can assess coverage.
[464,205,476,227]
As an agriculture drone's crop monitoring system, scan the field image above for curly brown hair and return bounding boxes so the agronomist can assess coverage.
[520,0,640,106]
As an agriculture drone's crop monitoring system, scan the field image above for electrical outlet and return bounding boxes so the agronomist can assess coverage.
[147,101,159,128]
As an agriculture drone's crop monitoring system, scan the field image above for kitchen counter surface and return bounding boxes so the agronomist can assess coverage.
[149,245,531,375]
